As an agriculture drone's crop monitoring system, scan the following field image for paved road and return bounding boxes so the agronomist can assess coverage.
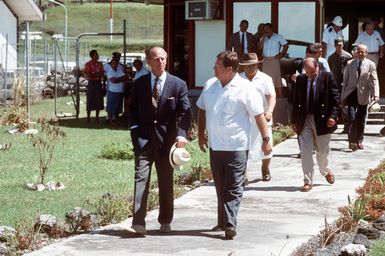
[26,125,385,256]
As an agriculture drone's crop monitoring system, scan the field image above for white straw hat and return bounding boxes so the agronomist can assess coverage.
[169,143,191,170]
[368,102,381,113]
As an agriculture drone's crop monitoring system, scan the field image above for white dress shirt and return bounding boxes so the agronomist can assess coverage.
[322,27,344,59]
[196,74,264,151]
[239,31,248,54]
[262,33,288,57]
[354,30,385,53]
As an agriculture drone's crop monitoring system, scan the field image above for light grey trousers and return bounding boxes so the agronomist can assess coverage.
[298,115,331,185]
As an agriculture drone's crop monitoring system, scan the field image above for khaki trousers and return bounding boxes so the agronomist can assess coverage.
[367,53,379,67]
[298,115,331,185]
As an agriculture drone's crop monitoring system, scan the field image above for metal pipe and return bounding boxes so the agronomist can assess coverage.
[48,0,68,68]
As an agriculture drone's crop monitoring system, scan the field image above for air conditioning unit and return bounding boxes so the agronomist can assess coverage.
[185,0,219,20]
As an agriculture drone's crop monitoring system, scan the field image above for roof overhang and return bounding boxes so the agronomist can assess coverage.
[4,0,43,21]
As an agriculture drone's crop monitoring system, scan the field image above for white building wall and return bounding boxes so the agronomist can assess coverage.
[0,1,18,71]
[195,20,226,87]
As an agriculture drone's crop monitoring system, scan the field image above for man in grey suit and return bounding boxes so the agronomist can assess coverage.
[128,46,191,235]
[227,20,256,61]
[341,44,379,151]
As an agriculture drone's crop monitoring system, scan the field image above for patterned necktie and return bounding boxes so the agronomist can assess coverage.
[152,77,160,109]
[308,79,314,114]
[357,60,362,77]
[241,32,245,54]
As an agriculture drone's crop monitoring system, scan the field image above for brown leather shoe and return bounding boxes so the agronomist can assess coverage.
[325,171,335,184]
[357,144,364,150]
[262,168,271,181]
[300,184,312,192]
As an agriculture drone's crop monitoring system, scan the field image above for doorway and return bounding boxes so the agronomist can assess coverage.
[325,0,385,97]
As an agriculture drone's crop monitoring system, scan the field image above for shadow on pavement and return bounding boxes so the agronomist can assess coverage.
[244,183,328,192]
[96,229,225,240]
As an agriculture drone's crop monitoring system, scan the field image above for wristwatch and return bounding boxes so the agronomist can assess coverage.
[263,137,270,142]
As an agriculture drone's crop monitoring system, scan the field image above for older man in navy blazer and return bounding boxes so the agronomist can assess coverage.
[128,46,191,235]
[291,57,340,192]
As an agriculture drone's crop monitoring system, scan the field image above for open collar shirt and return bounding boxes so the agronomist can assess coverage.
[354,30,385,53]
[262,33,287,57]
[196,73,264,151]
[322,27,344,59]
[239,71,275,112]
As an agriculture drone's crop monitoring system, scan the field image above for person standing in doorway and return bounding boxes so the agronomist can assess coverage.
[83,49,105,123]
[128,46,191,235]
[197,51,271,239]
[341,44,380,151]
[354,20,384,67]
[227,20,256,62]
[258,23,288,98]
[322,16,344,60]
[291,58,340,192]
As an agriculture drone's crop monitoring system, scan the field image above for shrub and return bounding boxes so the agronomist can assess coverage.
[272,124,295,145]
[100,143,134,160]
[86,193,132,226]
[28,117,66,184]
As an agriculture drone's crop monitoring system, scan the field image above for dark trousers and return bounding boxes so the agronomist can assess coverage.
[209,149,248,228]
[347,91,368,144]
[132,138,174,227]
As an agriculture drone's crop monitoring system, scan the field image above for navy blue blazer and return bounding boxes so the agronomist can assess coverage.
[128,72,191,155]
[291,71,340,136]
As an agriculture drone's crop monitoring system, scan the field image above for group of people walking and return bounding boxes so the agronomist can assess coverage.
[81,15,383,240]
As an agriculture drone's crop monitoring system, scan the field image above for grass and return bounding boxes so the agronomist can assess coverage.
[371,238,385,256]
[21,2,164,60]
[0,96,209,227]
[1,95,293,228]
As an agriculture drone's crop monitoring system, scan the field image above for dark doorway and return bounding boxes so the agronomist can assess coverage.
[325,0,385,97]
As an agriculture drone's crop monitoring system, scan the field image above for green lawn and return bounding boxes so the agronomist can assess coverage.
[0,97,209,227]
[29,2,164,56]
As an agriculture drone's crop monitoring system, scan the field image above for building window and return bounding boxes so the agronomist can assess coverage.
[278,2,316,58]
[233,2,271,34]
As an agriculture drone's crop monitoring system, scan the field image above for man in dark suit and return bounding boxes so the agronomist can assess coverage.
[128,46,191,235]
[227,20,256,61]
[291,57,340,192]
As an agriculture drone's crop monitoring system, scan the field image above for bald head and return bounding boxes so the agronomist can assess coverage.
[303,57,319,80]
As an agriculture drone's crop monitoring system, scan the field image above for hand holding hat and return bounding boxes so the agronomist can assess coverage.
[169,143,191,170]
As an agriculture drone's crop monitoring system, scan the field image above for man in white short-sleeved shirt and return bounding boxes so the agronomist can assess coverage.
[322,16,344,60]
[239,53,276,183]
[258,23,288,98]
[354,21,384,67]
[197,51,271,240]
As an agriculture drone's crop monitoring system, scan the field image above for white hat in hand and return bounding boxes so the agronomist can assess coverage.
[369,102,381,113]
[169,143,191,170]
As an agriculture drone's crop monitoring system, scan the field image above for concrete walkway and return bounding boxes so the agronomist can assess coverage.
[26,125,385,256]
